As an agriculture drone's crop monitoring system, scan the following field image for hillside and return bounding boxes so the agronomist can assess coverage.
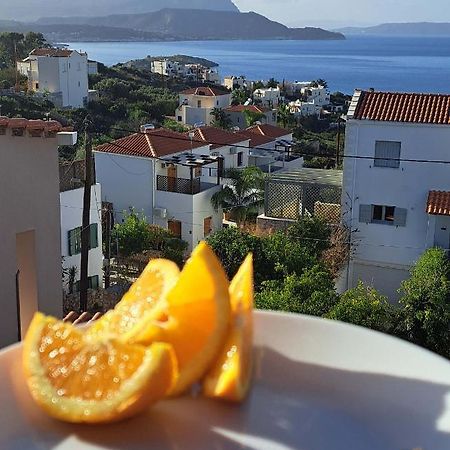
[338,22,450,37]
[36,9,345,41]
[4,0,239,21]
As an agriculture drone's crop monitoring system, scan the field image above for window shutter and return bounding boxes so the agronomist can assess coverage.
[89,223,98,249]
[394,208,407,227]
[374,141,401,168]
[68,229,76,256]
[359,204,372,223]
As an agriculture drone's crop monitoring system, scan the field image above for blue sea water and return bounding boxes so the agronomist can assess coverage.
[68,36,450,94]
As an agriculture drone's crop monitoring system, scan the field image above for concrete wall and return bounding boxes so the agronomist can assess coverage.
[0,130,62,348]
[60,184,104,292]
[343,119,450,299]
[94,152,154,223]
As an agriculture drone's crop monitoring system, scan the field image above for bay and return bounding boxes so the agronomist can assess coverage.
[68,36,450,94]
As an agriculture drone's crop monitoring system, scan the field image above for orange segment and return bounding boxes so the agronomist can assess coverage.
[87,259,180,340]
[133,242,231,396]
[203,254,254,402]
[23,313,176,423]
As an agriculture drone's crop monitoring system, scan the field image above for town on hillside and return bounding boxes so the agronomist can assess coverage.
[0,31,449,364]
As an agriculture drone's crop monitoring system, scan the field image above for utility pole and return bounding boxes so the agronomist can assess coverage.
[79,116,93,312]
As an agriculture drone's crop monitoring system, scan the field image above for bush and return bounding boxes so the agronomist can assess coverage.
[398,248,450,358]
[255,265,338,316]
[326,282,395,334]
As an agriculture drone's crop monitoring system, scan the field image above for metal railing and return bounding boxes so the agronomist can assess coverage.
[157,175,201,195]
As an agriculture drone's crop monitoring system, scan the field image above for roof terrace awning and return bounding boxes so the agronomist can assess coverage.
[161,152,222,167]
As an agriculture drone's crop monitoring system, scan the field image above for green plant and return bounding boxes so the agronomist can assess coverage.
[398,248,450,358]
[210,107,232,129]
[243,109,265,127]
[211,167,265,224]
[326,282,395,334]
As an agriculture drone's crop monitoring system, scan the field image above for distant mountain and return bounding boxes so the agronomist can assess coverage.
[34,9,345,41]
[4,0,239,22]
[337,22,450,37]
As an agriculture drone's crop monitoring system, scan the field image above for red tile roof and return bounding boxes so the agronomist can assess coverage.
[95,128,207,158]
[225,105,270,113]
[235,129,275,148]
[30,48,79,58]
[0,116,62,132]
[189,126,249,150]
[427,191,450,216]
[246,123,291,139]
[352,90,450,124]
[181,86,230,97]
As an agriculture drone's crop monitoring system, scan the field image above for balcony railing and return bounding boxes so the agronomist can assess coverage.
[157,175,201,195]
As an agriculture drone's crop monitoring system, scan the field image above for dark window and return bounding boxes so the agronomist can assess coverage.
[372,205,396,224]
[197,100,202,108]
[360,204,407,226]
[177,116,182,122]
[237,152,243,167]
[374,141,401,168]
[35,82,39,89]
[68,223,98,256]
[75,275,99,292]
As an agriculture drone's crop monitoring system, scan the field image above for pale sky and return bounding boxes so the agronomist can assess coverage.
[233,0,450,28]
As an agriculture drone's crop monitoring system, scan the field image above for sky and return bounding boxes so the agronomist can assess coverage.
[233,0,450,28]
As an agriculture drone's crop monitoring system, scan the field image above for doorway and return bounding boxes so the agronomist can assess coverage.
[168,165,177,192]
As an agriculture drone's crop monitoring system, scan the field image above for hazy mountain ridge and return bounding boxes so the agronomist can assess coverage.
[32,9,344,41]
[3,0,239,21]
[338,22,450,36]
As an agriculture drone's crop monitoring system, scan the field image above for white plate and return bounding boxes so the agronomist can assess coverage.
[0,310,449,450]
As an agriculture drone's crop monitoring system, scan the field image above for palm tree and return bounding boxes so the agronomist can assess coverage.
[211,167,266,224]
[210,107,232,129]
[277,104,294,128]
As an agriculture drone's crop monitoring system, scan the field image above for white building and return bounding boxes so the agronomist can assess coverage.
[94,128,223,250]
[0,117,77,348]
[59,160,103,294]
[151,59,186,78]
[343,89,450,301]
[288,99,322,117]
[223,76,247,91]
[253,87,282,108]
[224,104,277,130]
[237,124,303,173]
[176,86,232,127]
[17,48,89,108]
[87,60,99,75]
[304,86,330,107]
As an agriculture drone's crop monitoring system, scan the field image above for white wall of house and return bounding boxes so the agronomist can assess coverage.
[60,184,103,293]
[343,119,450,300]
[223,76,247,90]
[154,184,222,250]
[178,105,212,126]
[94,152,154,223]
[0,130,64,347]
[253,88,281,108]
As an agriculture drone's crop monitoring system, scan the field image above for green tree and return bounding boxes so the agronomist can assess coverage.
[267,78,279,88]
[256,265,338,316]
[398,248,450,358]
[243,109,265,127]
[326,282,395,334]
[210,107,232,129]
[231,88,249,106]
[211,167,265,224]
[253,80,265,90]
[277,104,294,128]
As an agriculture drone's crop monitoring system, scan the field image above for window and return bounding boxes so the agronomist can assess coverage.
[374,141,401,168]
[359,204,407,226]
[216,100,219,106]
[237,152,244,167]
[78,81,81,87]
[197,100,202,108]
[75,275,99,292]
[168,220,182,239]
[35,82,39,89]
[177,116,182,122]
[68,224,99,256]
[204,217,212,237]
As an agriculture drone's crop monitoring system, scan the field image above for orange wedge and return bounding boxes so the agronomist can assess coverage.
[131,242,231,395]
[203,254,254,402]
[23,313,176,423]
[87,258,180,341]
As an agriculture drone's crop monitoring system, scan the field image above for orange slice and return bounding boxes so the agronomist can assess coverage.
[132,242,231,396]
[23,313,176,423]
[203,254,254,402]
[87,258,180,341]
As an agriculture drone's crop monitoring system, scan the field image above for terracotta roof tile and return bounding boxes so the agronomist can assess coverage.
[427,191,450,216]
[353,90,450,124]
[246,123,291,139]
[95,128,207,158]
[0,117,62,132]
[181,86,230,96]
[225,105,270,113]
[235,129,275,148]
[189,126,249,149]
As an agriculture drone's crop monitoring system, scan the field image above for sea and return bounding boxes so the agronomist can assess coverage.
[67,36,450,95]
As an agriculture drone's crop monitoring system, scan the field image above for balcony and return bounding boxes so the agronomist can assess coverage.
[157,175,216,195]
